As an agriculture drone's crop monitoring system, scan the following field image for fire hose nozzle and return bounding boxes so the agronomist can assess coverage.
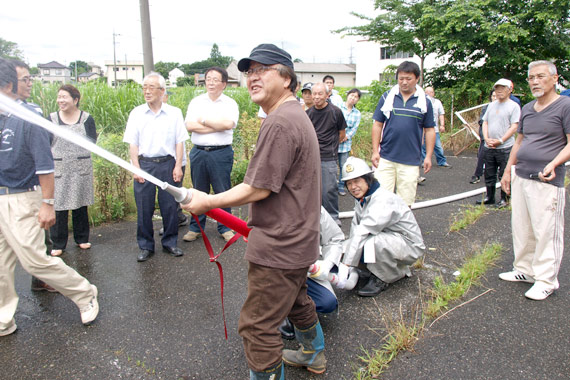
[164,184,193,205]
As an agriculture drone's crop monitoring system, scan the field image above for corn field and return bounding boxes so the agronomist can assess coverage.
[29,81,378,224]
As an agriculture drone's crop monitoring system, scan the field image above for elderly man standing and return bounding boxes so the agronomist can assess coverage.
[123,72,188,262]
[500,61,570,300]
[307,82,346,225]
[0,58,98,335]
[183,67,239,243]
[478,78,520,208]
[371,61,435,206]
[182,44,324,379]
[422,86,450,168]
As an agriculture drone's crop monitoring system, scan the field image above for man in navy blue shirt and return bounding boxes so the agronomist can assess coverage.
[371,61,435,206]
[0,58,99,336]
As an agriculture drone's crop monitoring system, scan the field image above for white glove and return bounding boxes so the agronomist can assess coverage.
[332,263,350,289]
[308,259,334,281]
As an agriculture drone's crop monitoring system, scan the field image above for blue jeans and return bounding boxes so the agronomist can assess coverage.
[321,160,339,222]
[307,278,337,313]
[189,146,233,234]
[337,151,349,191]
[421,132,448,166]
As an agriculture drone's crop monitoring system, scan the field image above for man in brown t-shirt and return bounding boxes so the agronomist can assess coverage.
[183,44,325,378]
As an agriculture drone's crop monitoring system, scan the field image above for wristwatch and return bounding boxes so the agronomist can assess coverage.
[42,198,55,205]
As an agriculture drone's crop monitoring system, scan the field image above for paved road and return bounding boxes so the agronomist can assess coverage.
[1,152,568,379]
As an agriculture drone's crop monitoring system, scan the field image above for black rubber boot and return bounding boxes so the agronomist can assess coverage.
[279,317,295,340]
[476,186,495,205]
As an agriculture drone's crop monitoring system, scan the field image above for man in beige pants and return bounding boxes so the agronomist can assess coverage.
[0,58,99,336]
[500,60,570,300]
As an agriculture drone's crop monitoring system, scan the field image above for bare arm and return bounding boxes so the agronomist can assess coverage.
[182,183,271,215]
[173,142,183,182]
[438,114,445,133]
[499,122,519,146]
[500,133,523,195]
[423,128,436,174]
[186,119,235,133]
[129,144,144,183]
[371,120,384,167]
[37,173,56,229]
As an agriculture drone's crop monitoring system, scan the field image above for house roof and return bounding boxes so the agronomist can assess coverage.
[37,61,68,69]
[78,72,99,78]
[294,62,356,73]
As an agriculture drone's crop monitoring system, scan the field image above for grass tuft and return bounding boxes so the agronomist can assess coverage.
[449,204,486,232]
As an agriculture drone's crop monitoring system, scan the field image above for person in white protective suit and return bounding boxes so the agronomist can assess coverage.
[279,206,359,340]
[341,157,426,297]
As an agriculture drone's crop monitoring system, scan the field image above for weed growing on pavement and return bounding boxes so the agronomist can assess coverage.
[355,243,502,379]
[449,204,486,232]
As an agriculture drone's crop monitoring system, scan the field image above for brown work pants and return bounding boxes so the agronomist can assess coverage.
[238,262,317,372]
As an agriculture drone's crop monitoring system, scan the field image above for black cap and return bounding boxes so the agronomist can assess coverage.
[238,44,294,72]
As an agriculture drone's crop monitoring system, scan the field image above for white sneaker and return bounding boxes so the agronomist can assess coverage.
[0,320,17,336]
[525,282,558,301]
[499,270,534,283]
[80,285,99,325]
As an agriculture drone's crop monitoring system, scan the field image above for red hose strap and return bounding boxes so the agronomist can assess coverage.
[191,210,251,340]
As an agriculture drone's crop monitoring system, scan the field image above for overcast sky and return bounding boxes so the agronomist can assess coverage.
[2,0,375,68]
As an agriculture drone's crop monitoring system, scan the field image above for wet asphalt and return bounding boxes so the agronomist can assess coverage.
[1,151,568,380]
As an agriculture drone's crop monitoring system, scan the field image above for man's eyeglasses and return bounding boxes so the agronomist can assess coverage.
[244,65,279,77]
[527,74,551,82]
[205,78,223,84]
[18,76,32,84]
[142,85,162,91]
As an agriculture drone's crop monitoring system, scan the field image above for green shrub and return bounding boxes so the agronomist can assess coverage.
[90,133,135,223]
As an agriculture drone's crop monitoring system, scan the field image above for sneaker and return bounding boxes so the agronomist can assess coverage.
[439,163,452,168]
[499,270,534,283]
[417,176,426,183]
[31,278,58,293]
[338,189,347,196]
[80,285,99,325]
[221,231,235,242]
[469,176,480,184]
[0,320,17,337]
[525,282,558,301]
[183,231,201,242]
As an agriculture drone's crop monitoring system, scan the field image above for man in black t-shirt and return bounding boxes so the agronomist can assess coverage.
[500,60,570,301]
[307,82,346,225]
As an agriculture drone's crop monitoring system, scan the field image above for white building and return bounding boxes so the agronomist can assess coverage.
[104,60,144,87]
[167,67,185,87]
[37,61,72,84]
[354,40,445,86]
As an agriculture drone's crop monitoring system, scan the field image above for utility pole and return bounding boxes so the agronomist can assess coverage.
[139,0,154,76]
[113,31,120,88]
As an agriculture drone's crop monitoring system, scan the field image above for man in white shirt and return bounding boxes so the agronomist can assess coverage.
[183,67,239,243]
[123,72,188,262]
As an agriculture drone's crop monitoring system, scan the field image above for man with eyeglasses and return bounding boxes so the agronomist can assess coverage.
[182,44,324,379]
[477,78,520,208]
[183,66,238,243]
[11,59,57,292]
[123,72,188,262]
[500,60,570,300]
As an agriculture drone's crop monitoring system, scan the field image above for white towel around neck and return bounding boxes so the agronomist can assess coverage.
[380,84,428,120]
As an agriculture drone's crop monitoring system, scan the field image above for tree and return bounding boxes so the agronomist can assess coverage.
[68,60,91,76]
[0,38,23,59]
[334,0,438,85]
[177,76,194,87]
[426,0,570,94]
[154,61,180,79]
[209,43,232,68]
